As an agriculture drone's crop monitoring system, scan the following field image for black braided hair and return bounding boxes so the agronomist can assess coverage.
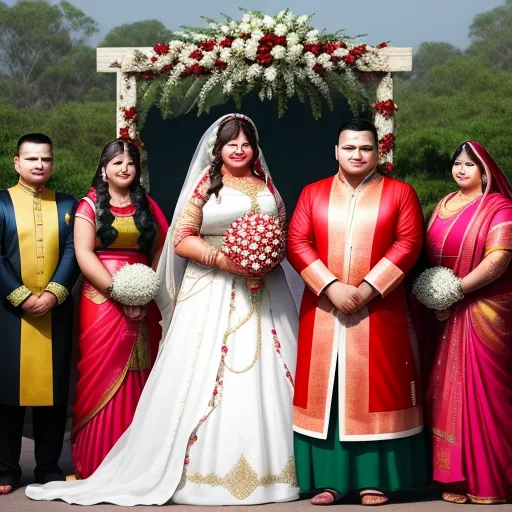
[91,140,156,253]
[207,116,261,197]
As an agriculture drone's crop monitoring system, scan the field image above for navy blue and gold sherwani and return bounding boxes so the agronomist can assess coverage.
[0,182,78,487]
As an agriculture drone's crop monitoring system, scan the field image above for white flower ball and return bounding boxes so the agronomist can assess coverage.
[220,48,233,62]
[263,15,275,29]
[274,23,288,36]
[245,39,259,60]
[264,66,278,82]
[250,18,263,29]
[296,14,309,25]
[247,63,263,79]
[303,52,316,66]
[286,32,300,47]
[412,266,464,310]
[270,45,286,60]
[220,25,229,34]
[305,29,319,43]
[239,22,251,33]
[276,9,287,19]
[334,47,349,57]
[242,13,252,23]
[317,53,332,65]
[287,44,303,60]
[231,38,245,51]
[200,52,217,69]
[109,263,160,306]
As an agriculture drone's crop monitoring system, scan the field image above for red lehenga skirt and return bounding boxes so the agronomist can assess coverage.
[71,250,161,479]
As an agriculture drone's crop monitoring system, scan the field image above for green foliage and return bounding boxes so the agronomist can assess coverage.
[395,56,512,178]
[0,102,116,198]
[468,0,512,71]
[402,174,455,220]
[99,20,173,47]
[407,42,462,83]
[0,0,104,108]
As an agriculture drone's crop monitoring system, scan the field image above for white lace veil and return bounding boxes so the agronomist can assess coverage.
[155,113,303,336]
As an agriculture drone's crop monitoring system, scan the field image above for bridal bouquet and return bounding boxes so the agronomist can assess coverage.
[222,212,285,275]
[109,263,161,306]
[412,266,464,310]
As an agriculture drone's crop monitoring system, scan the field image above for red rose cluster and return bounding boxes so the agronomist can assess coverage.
[153,43,170,55]
[379,133,395,155]
[256,33,287,66]
[222,212,285,275]
[123,107,137,120]
[374,99,398,119]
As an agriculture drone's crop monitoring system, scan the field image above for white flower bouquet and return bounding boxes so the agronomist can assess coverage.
[412,266,464,310]
[109,263,161,306]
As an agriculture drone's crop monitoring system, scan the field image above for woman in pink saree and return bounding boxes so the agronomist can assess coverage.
[72,140,168,479]
[425,141,512,504]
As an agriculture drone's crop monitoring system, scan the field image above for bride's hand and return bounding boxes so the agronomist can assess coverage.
[123,305,147,322]
[215,252,253,277]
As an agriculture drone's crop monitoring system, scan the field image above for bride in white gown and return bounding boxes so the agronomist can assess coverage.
[25,114,301,506]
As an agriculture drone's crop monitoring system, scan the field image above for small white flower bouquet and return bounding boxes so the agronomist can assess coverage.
[412,266,464,310]
[109,263,161,306]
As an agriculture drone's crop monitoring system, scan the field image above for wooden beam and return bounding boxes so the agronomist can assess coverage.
[97,46,412,73]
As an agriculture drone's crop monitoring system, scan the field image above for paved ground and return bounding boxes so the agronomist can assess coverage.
[2,438,511,512]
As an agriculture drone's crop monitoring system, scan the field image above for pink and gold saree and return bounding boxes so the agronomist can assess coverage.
[426,142,512,503]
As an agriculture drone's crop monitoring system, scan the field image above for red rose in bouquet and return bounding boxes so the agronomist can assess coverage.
[222,212,285,275]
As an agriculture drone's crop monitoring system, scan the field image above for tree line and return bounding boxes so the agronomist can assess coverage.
[0,0,511,209]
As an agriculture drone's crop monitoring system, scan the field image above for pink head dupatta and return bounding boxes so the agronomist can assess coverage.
[454,141,512,277]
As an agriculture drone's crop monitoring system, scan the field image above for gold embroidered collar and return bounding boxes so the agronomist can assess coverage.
[337,169,380,194]
[17,181,44,197]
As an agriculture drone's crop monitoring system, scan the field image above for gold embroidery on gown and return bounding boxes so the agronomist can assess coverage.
[186,455,297,500]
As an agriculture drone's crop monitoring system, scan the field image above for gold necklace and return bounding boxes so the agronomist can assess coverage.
[221,278,262,375]
[444,191,481,212]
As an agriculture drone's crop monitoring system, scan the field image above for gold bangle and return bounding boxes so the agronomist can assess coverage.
[206,246,220,267]
[200,245,210,266]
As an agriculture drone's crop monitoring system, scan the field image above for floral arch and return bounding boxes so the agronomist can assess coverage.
[96,10,412,186]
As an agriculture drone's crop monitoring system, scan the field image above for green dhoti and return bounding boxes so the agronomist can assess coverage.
[294,381,427,495]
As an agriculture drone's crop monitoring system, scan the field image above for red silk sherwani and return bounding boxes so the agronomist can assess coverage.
[288,172,424,441]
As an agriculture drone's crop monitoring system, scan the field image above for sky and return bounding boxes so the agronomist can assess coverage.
[5,0,505,50]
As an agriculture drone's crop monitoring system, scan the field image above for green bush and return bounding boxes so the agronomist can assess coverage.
[0,102,116,198]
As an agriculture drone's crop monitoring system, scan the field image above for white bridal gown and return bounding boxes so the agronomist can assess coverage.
[26,183,299,506]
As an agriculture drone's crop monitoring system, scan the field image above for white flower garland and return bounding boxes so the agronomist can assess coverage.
[412,266,464,310]
[109,263,161,306]
[116,10,397,169]
[120,10,390,121]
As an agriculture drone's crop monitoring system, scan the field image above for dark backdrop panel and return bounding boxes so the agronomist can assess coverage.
[141,92,352,220]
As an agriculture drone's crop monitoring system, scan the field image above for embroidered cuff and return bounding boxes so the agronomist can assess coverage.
[364,257,404,297]
[45,282,69,305]
[300,259,337,296]
[7,285,32,307]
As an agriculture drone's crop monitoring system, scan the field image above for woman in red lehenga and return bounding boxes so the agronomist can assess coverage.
[72,140,168,479]
[425,141,512,504]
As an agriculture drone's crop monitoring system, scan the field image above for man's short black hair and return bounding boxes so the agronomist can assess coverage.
[16,133,53,156]
[337,119,378,146]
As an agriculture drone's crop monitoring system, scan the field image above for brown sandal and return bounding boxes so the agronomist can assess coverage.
[442,492,468,504]
[360,489,389,506]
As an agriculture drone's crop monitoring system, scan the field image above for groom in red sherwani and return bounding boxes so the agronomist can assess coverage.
[287,119,426,506]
